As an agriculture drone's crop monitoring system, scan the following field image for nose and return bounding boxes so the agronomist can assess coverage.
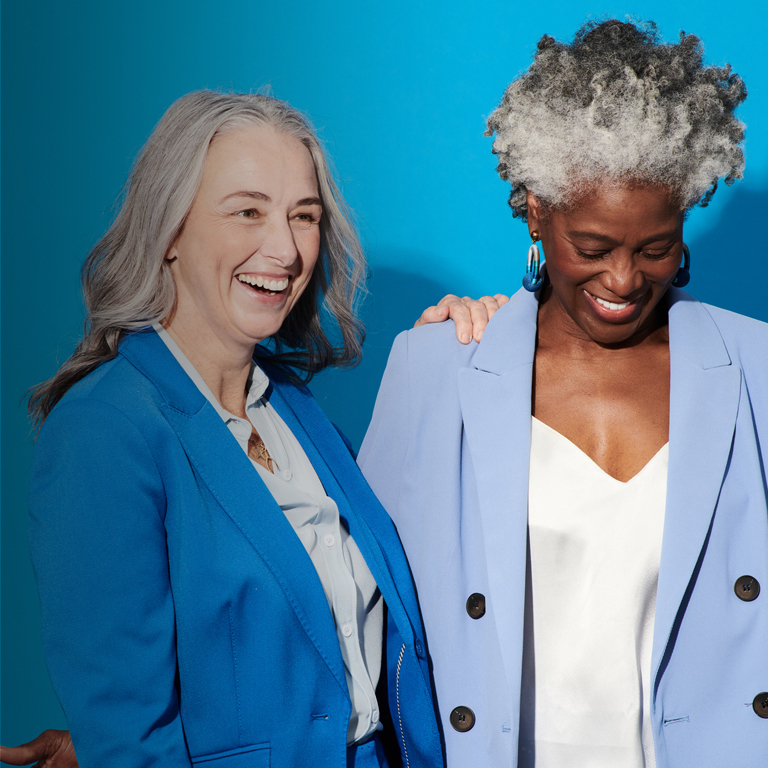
[601,252,647,298]
[259,216,298,266]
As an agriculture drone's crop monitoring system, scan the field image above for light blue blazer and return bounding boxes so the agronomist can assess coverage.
[358,288,768,768]
[29,329,444,768]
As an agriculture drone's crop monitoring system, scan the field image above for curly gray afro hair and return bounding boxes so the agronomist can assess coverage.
[486,19,747,219]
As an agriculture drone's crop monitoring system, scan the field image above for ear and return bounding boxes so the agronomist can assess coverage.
[526,190,543,237]
[164,242,179,263]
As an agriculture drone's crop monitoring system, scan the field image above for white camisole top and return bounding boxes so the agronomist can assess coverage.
[518,416,668,768]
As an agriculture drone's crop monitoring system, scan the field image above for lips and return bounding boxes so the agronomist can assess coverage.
[583,289,641,322]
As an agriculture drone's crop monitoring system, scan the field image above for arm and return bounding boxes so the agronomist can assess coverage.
[29,400,190,768]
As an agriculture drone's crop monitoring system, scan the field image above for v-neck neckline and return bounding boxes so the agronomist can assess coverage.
[531,416,669,485]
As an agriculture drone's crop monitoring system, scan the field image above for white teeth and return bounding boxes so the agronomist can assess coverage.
[593,294,630,311]
[236,275,289,292]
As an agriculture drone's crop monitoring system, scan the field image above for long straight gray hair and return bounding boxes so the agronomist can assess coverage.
[29,90,367,426]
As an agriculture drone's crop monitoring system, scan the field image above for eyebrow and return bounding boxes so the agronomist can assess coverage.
[221,191,323,207]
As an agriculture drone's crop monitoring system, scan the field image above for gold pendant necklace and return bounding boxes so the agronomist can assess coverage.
[248,429,274,473]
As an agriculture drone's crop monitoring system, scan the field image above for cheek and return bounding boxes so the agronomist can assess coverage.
[299,232,321,278]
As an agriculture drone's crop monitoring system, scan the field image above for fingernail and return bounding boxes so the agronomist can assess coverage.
[461,333,470,344]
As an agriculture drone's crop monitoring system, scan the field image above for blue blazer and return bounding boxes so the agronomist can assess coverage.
[29,329,444,768]
[358,288,768,768]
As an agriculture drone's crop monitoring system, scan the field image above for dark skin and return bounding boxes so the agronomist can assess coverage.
[529,184,683,482]
[0,731,76,768]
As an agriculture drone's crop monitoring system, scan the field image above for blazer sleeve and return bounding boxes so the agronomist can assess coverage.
[357,331,411,517]
[28,398,191,768]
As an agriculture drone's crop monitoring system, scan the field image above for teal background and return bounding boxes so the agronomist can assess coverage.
[2,0,767,745]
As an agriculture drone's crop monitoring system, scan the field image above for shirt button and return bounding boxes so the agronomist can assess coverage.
[282,469,292,481]
[753,692,768,718]
[450,706,475,732]
[466,593,486,619]
[371,709,380,724]
[324,534,336,547]
[341,623,353,637]
[734,575,760,601]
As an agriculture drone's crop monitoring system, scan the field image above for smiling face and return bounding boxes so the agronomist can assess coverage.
[165,122,322,357]
[530,183,684,346]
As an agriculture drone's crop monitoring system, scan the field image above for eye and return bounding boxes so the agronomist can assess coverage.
[292,211,322,228]
[575,249,608,260]
[640,247,673,261]
[237,208,259,219]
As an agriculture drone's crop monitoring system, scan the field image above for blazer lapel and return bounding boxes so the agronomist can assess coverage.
[120,331,349,694]
[651,290,742,694]
[458,290,539,697]
[266,378,420,645]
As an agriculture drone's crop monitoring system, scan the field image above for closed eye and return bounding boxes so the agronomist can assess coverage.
[575,249,609,260]
[640,247,673,260]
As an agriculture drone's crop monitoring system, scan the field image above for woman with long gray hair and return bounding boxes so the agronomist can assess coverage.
[13,90,476,768]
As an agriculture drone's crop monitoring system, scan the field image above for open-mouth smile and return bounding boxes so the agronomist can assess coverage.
[583,289,642,322]
[236,274,290,296]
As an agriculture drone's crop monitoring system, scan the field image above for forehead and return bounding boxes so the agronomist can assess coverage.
[200,123,318,196]
[559,183,680,228]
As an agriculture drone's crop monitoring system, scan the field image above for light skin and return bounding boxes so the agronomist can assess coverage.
[163,123,323,421]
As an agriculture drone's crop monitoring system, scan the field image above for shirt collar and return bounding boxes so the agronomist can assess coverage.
[152,323,269,426]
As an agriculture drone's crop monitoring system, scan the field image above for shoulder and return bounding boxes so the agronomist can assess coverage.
[38,338,181,463]
[698,302,768,370]
[388,321,479,386]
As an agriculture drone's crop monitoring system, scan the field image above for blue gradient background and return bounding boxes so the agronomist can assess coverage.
[2,0,767,744]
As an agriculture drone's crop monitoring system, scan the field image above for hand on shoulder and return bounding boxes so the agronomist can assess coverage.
[415,294,510,343]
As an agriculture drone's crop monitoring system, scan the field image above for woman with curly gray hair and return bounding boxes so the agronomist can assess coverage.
[361,19,767,768]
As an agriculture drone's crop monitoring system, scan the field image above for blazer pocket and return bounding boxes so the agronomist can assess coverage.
[191,743,270,767]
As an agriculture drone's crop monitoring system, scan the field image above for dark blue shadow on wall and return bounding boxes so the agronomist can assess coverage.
[310,257,456,451]
[686,185,768,323]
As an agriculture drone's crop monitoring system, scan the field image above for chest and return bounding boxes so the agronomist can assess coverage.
[533,344,670,481]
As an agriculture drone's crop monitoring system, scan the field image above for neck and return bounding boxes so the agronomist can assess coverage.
[537,288,670,357]
[161,314,254,418]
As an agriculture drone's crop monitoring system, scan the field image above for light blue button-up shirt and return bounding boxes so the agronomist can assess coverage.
[154,325,383,744]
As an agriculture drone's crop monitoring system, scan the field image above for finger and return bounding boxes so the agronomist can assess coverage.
[464,298,494,342]
[0,730,76,768]
[413,303,450,328]
[444,297,482,344]
[0,743,39,765]
[449,296,476,344]
[493,293,511,307]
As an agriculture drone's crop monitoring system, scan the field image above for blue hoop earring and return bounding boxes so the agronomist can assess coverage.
[672,244,691,287]
[523,232,544,292]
